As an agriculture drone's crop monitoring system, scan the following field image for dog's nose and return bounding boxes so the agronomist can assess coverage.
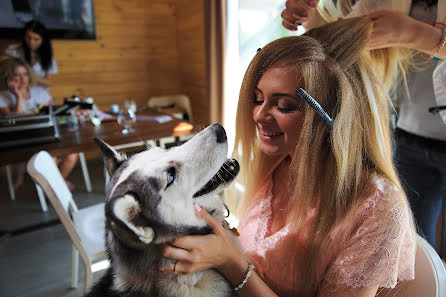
[212,123,227,143]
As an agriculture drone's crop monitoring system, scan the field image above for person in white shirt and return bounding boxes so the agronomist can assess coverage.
[281,0,446,248]
[5,20,58,90]
[0,56,51,115]
[0,56,77,191]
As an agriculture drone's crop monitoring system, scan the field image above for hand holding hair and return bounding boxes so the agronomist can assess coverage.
[365,10,446,60]
[281,0,319,30]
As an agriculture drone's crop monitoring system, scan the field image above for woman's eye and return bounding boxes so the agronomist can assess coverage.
[254,98,263,105]
[166,167,176,189]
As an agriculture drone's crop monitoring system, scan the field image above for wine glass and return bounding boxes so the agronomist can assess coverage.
[117,109,136,134]
[124,99,137,113]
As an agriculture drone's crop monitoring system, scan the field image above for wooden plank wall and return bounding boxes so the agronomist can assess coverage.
[0,0,210,126]
[176,0,209,127]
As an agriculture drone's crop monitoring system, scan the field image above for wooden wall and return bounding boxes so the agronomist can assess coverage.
[176,0,209,126]
[0,0,210,126]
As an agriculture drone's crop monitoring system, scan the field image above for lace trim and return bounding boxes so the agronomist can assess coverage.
[324,176,415,288]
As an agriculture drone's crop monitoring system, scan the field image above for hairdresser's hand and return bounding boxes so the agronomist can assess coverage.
[281,0,319,30]
[159,204,246,276]
[366,10,437,51]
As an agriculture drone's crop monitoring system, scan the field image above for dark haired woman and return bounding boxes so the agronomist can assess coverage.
[5,20,58,89]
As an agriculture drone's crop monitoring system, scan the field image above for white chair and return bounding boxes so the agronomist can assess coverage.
[147,94,194,148]
[27,151,107,294]
[377,234,446,297]
[6,151,92,212]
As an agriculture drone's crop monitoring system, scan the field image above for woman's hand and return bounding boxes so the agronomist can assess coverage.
[35,74,54,87]
[7,78,21,97]
[366,10,442,52]
[281,0,319,31]
[160,203,245,276]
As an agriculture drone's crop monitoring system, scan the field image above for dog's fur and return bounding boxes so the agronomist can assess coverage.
[85,124,240,297]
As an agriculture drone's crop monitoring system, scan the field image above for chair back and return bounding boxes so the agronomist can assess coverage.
[27,151,81,243]
[377,234,446,297]
[148,94,193,122]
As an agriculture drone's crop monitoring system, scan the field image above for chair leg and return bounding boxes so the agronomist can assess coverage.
[6,165,15,200]
[34,184,48,212]
[78,152,92,192]
[71,245,79,288]
[83,261,93,294]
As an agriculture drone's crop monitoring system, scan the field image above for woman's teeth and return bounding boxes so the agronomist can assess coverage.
[260,130,283,136]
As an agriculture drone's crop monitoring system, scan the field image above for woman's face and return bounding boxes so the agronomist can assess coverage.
[24,30,43,51]
[13,66,30,89]
[253,66,305,157]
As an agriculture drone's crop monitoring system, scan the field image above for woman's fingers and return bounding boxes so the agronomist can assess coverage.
[161,242,190,260]
[194,204,222,231]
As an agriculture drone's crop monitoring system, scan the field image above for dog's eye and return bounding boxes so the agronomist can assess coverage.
[166,167,176,189]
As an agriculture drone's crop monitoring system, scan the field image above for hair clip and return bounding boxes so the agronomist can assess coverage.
[296,88,334,129]
[257,48,262,52]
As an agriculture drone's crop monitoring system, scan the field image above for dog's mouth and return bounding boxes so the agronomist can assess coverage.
[193,158,240,198]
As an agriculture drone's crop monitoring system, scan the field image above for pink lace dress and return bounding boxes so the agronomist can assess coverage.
[238,158,416,296]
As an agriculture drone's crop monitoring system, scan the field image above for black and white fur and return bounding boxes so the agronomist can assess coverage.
[86,123,240,297]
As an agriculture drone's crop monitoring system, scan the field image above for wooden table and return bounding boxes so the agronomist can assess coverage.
[0,109,193,166]
[1,109,193,203]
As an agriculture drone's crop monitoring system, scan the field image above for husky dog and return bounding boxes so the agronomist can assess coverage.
[86,123,240,297]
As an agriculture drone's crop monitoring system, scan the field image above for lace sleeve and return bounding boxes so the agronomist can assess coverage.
[324,177,416,289]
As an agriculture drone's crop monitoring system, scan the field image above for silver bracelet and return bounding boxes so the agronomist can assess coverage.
[234,262,253,291]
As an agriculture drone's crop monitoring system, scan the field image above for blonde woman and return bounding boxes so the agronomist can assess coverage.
[0,56,51,115]
[159,18,416,297]
[282,0,446,251]
[0,56,77,191]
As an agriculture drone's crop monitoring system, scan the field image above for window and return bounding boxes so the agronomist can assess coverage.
[224,0,304,150]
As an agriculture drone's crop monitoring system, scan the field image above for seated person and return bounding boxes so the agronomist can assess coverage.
[158,18,416,297]
[0,56,51,114]
[0,56,77,191]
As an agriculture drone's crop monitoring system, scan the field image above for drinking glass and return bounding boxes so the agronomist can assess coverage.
[117,109,136,134]
[124,99,137,113]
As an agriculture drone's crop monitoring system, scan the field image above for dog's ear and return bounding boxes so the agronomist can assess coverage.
[93,137,127,176]
[106,194,155,245]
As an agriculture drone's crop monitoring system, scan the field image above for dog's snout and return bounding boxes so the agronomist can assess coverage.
[212,123,227,143]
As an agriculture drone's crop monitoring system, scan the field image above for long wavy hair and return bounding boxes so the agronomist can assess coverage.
[228,18,415,296]
[21,20,53,72]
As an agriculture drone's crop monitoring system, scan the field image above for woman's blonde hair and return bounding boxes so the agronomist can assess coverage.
[316,0,415,99]
[228,18,415,295]
[0,55,36,90]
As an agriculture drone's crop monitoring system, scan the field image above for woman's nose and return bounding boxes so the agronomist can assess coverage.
[253,104,273,123]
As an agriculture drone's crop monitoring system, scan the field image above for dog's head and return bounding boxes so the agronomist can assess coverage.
[94,123,240,247]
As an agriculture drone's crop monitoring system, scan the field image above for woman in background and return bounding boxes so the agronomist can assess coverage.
[159,18,416,297]
[5,20,78,191]
[0,57,51,114]
[0,57,51,189]
[5,20,58,89]
[0,55,76,191]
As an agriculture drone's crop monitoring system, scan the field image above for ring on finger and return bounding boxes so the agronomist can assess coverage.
[173,260,178,273]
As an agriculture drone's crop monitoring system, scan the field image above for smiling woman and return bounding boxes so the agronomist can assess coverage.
[158,17,417,297]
